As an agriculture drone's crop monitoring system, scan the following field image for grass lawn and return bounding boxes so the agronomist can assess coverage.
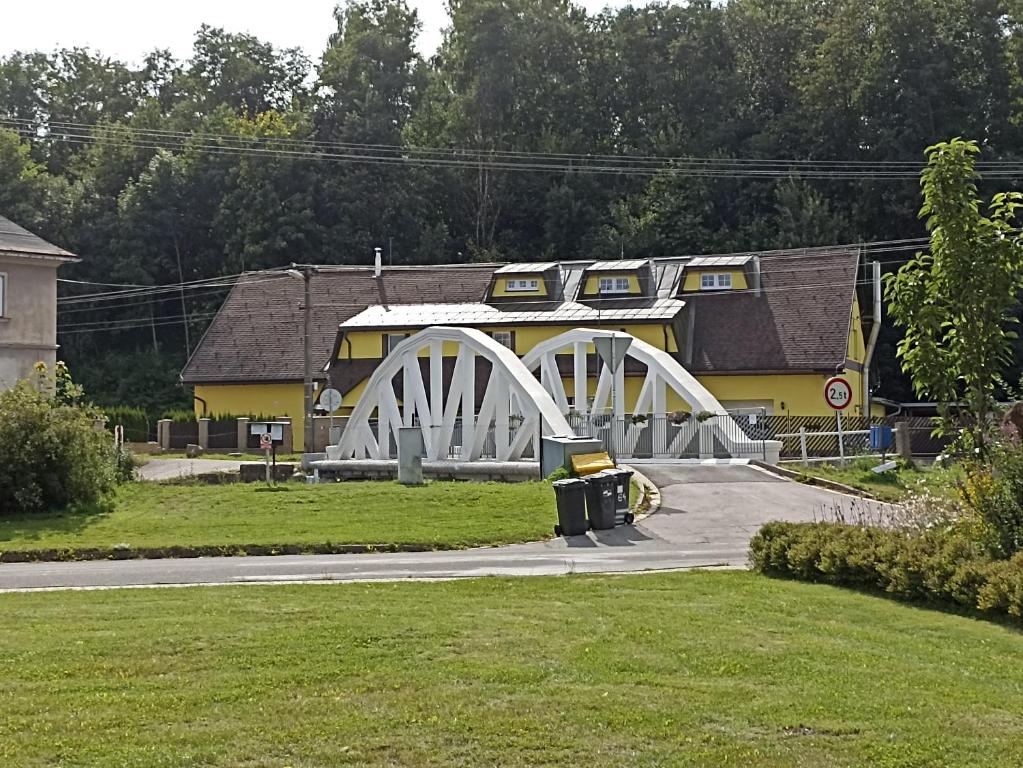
[1,571,1021,766]
[789,457,957,503]
[0,481,556,553]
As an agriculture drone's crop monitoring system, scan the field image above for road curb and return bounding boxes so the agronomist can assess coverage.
[749,460,882,501]
[620,464,661,521]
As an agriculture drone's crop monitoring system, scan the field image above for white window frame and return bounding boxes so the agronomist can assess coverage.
[598,276,632,294]
[699,272,733,290]
[492,330,514,350]
[386,333,408,355]
[505,278,539,292]
[0,272,6,318]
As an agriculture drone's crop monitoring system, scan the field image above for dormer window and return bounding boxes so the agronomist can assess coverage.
[599,276,631,294]
[506,278,539,292]
[700,273,732,290]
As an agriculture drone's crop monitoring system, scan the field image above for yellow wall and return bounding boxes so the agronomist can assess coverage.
[491,276,548,297]
[682,269,748,292]
[342,323,678,359]
[193,383,308,450]
[582,274,642,295]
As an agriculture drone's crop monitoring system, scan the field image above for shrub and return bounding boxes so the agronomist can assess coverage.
[750,521,1023,623]
[546,466,571,482]
[101,406,151,442]
[0,374,118,515]
[958,447,1023,557]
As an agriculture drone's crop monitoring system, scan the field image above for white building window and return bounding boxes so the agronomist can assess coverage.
[598,276,631,294]
[700,273,732,290]
[0,273,5,317]
[492,331,514,350]
[505,278,539,292]
[385,333,408,355]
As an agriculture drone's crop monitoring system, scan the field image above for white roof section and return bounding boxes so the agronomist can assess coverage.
[494,262,558,274]
[686,255,755,268]
[340,299,685,329]
[587,259,650,272]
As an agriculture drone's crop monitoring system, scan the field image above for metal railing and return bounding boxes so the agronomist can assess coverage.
[567,411,768,460]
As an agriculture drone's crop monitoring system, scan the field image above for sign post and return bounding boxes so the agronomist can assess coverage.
[319,387,343,447]
[824,376,853,465]
[593,334,632,464]
[260,432,273,484]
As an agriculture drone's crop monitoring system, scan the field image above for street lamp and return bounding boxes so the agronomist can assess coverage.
[284,265,315,453]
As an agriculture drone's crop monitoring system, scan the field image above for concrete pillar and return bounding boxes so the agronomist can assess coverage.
[157,419,172,451]
[895,421,912,461]
[236,418,250,452]
[398,427,425,485]
[198,418,211,450]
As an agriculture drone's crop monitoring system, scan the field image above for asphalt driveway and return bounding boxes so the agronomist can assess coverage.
[0,463,887,591]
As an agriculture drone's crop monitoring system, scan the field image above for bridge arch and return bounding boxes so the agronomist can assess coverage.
[334,326,571,461]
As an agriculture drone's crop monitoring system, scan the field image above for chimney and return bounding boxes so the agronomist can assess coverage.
[374,247,382,278]
[752,256,761,297]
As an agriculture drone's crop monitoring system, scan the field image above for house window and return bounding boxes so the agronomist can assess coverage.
[0,273,5,317]
[700,273,732,290]
[598,276,631,294]
[385,333,408,356]
[492,331,514,351]
[505,278,539,292]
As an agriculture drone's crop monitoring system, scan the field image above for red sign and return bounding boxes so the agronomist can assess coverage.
[824,376,853,410]
[259,433,273,450]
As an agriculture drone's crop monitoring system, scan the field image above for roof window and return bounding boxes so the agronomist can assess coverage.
[700,273,732,291]
[599,276,631,294]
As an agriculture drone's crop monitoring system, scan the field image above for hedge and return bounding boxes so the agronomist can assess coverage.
[749,522,1023,623]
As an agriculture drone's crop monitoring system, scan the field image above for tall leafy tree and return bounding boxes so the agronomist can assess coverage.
[886,139,1023,450]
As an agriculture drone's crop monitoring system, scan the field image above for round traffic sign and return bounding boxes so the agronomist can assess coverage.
[259,432,273,449]
[320,387,343,413]
[824,376,853,410]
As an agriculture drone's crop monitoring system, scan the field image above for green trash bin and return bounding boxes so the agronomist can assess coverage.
[584,471,618,530]
[552,478,589,537]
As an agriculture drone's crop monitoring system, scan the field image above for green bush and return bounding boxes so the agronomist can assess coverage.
[959,447,1023,557]
[546,466,571,482]
[0,376,118,515]
[101,406,151,442]
[750,522,1023,621]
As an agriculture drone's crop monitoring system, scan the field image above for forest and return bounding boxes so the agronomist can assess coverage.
[2,0,1022,413]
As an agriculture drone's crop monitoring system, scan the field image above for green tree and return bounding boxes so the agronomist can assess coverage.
[885,139,1023,451]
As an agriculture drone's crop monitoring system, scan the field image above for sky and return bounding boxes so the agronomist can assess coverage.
[0,0,633,65]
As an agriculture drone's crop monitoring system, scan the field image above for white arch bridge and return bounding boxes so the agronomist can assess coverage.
[329,327,779,463]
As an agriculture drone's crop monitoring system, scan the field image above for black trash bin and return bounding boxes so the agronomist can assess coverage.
[584,471,618,530]
[552,478,589,536]
[607,468,635,525]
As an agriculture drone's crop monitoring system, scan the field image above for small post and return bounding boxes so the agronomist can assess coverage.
[895,421,912,461]
[836,411,845,466]
[198,418,210,451]
[265,447,271,485]
[799,426,808,466]
[237,417,250,452]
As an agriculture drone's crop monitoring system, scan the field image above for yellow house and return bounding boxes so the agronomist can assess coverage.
[181,248,882,450]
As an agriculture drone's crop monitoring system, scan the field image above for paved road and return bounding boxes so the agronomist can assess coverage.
[138,458,243,481]
[0,464,886,592]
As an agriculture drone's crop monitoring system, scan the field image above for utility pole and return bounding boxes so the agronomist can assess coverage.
[287,264,316,453]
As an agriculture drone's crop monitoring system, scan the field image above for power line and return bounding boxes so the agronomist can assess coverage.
[13,117,1019,180]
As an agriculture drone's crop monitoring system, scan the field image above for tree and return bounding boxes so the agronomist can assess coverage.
[885,139,1023,451]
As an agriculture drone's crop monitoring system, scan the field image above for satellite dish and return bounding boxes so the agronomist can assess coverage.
[320,388,343,413]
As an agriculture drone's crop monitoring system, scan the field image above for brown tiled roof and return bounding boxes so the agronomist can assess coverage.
[180,265,497,383]
[686,248,859,373]
[182,247,861,384]
[0,215,77,260]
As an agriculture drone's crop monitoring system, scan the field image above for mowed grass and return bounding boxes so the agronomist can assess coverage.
[2,571,1021,767]
[0,481,556,552]
[792,458,956,503]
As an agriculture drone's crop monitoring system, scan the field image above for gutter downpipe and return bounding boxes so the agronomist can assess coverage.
[862,259,882,417]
